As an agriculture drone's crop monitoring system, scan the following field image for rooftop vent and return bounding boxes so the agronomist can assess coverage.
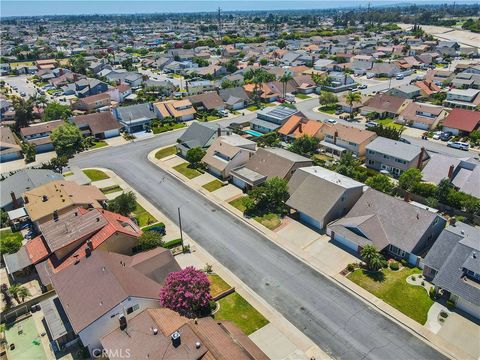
[195,341,201,349]
[153,328,158,335]
[171,331,181,348]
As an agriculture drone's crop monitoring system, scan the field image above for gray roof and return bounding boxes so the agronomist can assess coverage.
[219,87,249,103]
[1,169,63,208]
[287,167,363,222]
[329,189,444,254]
[115,103,156,122]
[366,137,426,162]
[3,246,31,274]
[177,121,220,149]
[426,223,480,306]
[40,296,73,341]
[250,118,281,131]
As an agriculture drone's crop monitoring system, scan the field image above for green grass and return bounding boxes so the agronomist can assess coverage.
[229,196,249,212]
[9,61,35,68]
[347,267,433,324]
[375,118,404,130]
[313,153,334,162]
[63,171,73,177]
[133,202,157,227]
[214,292,269,335]
[5,316,48,360]
[90,140,108,149]
[0,229,24,254]
[83,169,109,181]
[208,274,232,298]
[202,179,225,192]
[207,115,220,121]
[100,185,123,194]
[295,93,311,99]
[152,122,186,134]
[141,222,165,231]
[247,105,260,111]
[155,146,177,159]
[173,163,202,179]
[318,105,337,114]
[253,213,281,230]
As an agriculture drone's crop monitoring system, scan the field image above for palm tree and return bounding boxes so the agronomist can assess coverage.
[279,72,293,100]
[8,284,21,304]
[17,286,31,303]
[345,91,362,120]
[245,68,275,105]
[360,244,384,271]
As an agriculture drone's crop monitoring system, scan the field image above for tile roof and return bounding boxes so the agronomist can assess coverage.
[20,120,64,137]
[442,108,480,133]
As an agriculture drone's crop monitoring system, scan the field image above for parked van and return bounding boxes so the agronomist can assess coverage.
[447,141,469,151]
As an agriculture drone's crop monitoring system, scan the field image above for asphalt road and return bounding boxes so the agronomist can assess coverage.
[72,131,446,360]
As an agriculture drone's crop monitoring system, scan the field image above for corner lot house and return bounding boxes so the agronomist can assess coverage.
[154,99,196,122]
[231,147,313,190]
[396,102,447,130]
[423,222,480,319]
[327,189,446,266]
[202,134,256,179]
[287,167,364,230]
[51,249,180,355]
[71,112,121,139]
[361,93,410,119]
[0,127,22,162]
[176,121,227,157]
[20,120,64,153]
[442,108,480,136]
[366,137,430,176]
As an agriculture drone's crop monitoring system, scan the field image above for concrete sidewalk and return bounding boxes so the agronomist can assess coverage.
[148,147,475,360]
[87,167,329,360]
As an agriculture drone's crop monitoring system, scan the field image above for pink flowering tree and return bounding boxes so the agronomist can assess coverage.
[159,266,212,318]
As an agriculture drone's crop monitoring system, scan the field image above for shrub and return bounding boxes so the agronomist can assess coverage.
[400,259,407,267]
[440,311,448,318]
[429,287,436,300]
[390,262,399,271]
[421,281,425,286]
[412,275,416,281]
[439,317,445,323]
[446,299,455,309]
[347,263,356,272]
[204,263,213,273]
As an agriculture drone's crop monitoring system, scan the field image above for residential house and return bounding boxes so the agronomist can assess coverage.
[327,188,446,266]
[19,120,64,153]
[218,87,250,110]
[387,84,421,99]
[291,75,318,94]
[101,307,268,360]
[442,108,480,135]
[50,249,180,355]
[113,103,157,133]
[202,134,256,179]
[71,112,121,139]
[366,137,430,176]
[287,166,364,230]
[0,169,63,211]
[278,115,324,141]
[188,92,225,112]
[23,180,107,225]
[425,69,454,86]
[251,106,300,134]
[361,93,410,119]
[422,154,480,198]
[176,121,228,157]
[243,83,280,103]
[423,222,480,319]
[154,99,196,122]
[36,59,58,70]
[443,89,480,110]
[321,72,356,93]
[230,147,313,190]
[0,127,22,162]
[107,84,132,103]
[319,123,377,158]
[72,93,111,113]
[415,80,442,96]
[396,102,447,130]
[366,63,401,78]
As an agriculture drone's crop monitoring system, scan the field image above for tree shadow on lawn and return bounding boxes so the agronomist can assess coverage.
[362,269,385,282]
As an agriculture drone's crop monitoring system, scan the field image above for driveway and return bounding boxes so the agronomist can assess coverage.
[437,312,480,359]
[72,129,446,360]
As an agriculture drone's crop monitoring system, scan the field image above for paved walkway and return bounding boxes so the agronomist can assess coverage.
[148,146,477,360]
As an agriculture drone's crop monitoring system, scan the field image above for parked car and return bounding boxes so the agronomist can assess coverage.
[440,132,453,141]
[218,109,229,117]
[432,131,442,140]
[447,141,469,151]
[396,74,405,80]
[326,118,337,124]
[358,84,367,89]
[365,121,377,129]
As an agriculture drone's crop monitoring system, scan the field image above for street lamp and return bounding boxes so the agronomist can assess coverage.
[177,201,190,252]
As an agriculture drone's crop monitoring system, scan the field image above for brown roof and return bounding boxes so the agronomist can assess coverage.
[72,112,121,135]
[321,123,377,145]
[52,250,179,333]
[20,120,64,137]
[154,99,196,118]
[188,92,225,110]
[101,308,269,360]
[400,102,445,125]
[363,93,408,114]
[0,127,21,152]
[74,93,111,107]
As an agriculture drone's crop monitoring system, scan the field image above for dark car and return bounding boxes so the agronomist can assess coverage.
[144,224,166,235]
[440,132,452,141]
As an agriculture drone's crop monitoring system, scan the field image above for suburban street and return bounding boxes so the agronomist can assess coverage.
[72,130,446,360]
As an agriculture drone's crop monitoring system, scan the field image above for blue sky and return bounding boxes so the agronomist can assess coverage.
[1,0,469,17]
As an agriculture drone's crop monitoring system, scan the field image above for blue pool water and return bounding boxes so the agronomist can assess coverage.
[244,129,263,137]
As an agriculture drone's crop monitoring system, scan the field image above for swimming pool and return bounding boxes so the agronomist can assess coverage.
[244,129,263,137]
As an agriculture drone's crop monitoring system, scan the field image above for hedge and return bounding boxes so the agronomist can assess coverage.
[163,238,182,249]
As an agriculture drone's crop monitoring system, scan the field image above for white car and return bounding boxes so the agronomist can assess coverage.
[447,141,469,151]
[326,118,337,124]
[432,131,442,140]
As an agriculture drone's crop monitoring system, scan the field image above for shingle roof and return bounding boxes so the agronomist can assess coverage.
[366,137,426,162]
[115,103,156,121]
[72,112,121,135]
[177,121,220,149]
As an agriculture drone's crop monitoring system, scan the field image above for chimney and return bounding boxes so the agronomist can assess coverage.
[448,164,454,179]
[119,315,127,331]
[171,331,181,347]
[333,131,338,145]
[85,246,92,257]
[86,239,93,250]
[449,216,456,226]
[24,195,29,204]
[217,127,221,137]
[416,147,426,169]
[10,191,19,209]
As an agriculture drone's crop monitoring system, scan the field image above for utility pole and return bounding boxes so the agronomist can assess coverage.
[178,206,184,251]
[217,7,222,38]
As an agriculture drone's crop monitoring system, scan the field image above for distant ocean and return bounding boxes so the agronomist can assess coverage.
[1,0,474,18]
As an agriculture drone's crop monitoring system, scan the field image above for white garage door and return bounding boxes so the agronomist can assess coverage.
[333,232,359,252]
[455,297,480,319]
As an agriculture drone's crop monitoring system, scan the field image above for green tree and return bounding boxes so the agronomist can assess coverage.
[40,156,69,173]
[0,210,8,228]
[8,284,30,303]
[12,96,34,130]
[243,68,276,104]
[21,141,36,163]
[436,178,452,204]
[121,58,135,71]
[365,174,394,194]
[277,39,286,49]
[68,55,88,74]
[257,132,281,148]
[245,177,289,215]
[289,135,319,157]
[279,72,293,99]
[43,103,72,121]
[335,152,360,178]
[259,58,268,66]
[360,244,384,271]
[108,191,137,217]
[398,168,422,193]
[139,230,164,250]
[50,122,84,158]
[186,147,206,168]
[345,91,361,119]
[319,91,338,108]
[370,124,403,140]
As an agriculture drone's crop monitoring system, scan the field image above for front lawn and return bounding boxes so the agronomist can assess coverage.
[207,115,220,121]
[173,163,202,179]
[63,172,73,177]
[229,196,249,212]
[100,185,123,194]
[132,202,157,227]
[295,93,310,100]
[214,292,269,335]
[152,122,186,134]
[202,180,225,192]
[208,274,232,298]
[318,105,337,114]
[0,229,24,254]
[83,169,109,181]
[375,118,403,130]
[247,105,260,111]
[155,146,177,159]
[90,140,108,149]
[347,267,433,324]
[253,213,281,230]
